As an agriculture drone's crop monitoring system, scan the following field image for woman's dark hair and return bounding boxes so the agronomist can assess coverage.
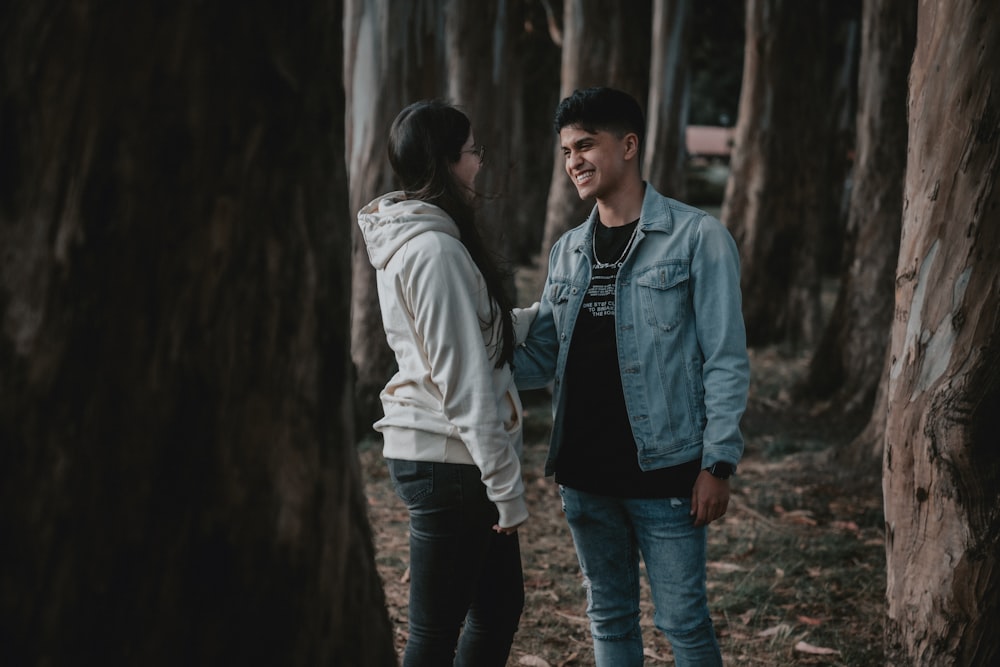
[387,99,514,368]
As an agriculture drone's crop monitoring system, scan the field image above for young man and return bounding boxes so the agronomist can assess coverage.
[515,87,749,666]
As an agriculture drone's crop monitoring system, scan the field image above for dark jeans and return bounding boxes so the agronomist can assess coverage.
[387,459,524,667]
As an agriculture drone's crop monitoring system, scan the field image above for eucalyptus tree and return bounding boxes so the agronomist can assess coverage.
[0,1,394,664]
[539,0,652,264]
[343,0,447,430]
[804,0,916,465]
[721,0,846,349]
[882,0,1000,663]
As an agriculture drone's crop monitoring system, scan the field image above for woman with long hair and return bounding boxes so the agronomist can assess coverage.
[357,100,527,666]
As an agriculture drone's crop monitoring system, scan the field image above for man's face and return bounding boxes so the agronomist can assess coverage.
[559,125,637,201]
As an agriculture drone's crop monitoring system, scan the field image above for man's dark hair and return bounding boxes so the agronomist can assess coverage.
[553,87,646,150]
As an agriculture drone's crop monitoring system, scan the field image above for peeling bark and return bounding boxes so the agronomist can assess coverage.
[883,0,1000,663]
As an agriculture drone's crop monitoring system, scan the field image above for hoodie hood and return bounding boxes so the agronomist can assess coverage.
[357,192,460,269]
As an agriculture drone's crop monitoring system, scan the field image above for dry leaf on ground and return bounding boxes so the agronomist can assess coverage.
[794,640,841,655]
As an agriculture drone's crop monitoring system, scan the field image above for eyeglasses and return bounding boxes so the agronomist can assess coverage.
[461,144,486,164]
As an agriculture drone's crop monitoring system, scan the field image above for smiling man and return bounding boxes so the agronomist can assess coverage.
[515,87,750,666]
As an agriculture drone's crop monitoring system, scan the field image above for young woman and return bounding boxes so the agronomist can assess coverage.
[357,100,528,666]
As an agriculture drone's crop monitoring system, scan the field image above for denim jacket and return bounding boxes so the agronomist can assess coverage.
[515,184,749,477]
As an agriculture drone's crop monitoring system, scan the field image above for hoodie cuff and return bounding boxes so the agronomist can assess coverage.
[495,495,529,529]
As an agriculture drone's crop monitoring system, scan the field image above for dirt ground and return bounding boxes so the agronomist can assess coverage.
[359,342,887,666]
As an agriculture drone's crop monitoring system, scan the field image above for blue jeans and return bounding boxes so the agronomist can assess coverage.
[387,459,524,667]
[560,486,722,667]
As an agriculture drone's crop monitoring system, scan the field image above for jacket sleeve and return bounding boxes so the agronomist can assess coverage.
[512,302,539,345]
[403,236,528,528]
[691,215,750,468]
[513,278,559,391]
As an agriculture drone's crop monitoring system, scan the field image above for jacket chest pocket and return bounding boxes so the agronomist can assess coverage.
[548,280,580,328]
[636,262,689,331]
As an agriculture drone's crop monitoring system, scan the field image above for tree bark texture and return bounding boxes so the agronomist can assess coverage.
[344,0,446,432]
[804,0,915,463]
[644,0,692,200]
[883,0,1000,663]
[720,0,840,349]
[0,2,395,664]
[539,0,652,267]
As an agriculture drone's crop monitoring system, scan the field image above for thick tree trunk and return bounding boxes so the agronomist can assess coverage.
[539,0,651,265]
[344,0,446,432]
[644,0,692,200]
[883,0,1000,663]
[720,0,840,349]
[803,0,915,461]
[0,2,395,664]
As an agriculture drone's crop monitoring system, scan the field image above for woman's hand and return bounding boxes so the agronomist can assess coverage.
[493,521,524,535]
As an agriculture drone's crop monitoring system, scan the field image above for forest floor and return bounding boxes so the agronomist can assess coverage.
[359,343,886,666]
[360,231,887,666]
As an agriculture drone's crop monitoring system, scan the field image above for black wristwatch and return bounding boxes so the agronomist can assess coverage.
[705,462,734,480]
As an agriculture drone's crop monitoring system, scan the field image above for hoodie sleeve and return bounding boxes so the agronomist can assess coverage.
[400,233,528,528]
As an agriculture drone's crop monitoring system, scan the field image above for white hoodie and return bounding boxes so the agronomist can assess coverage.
[357,192,528,528]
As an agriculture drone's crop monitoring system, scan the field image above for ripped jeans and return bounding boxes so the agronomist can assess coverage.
[560,486,722,667]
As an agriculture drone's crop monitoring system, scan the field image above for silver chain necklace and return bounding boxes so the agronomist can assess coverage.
[592,223,639,270]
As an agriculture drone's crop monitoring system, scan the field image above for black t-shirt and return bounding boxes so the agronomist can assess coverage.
[555,220,700,498]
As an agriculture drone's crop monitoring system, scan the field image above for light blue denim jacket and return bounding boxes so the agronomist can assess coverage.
[515,184,750,477]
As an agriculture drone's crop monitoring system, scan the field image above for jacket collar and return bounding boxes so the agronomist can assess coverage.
[576,182,673,245]
[637,183,674,235]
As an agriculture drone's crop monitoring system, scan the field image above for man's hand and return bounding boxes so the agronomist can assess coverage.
[690,470,730,527]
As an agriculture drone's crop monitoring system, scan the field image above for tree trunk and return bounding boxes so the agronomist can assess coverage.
[803,0,915,462]
[446,0,521,282]
[539,0,652,265]
[883,0,1000,663]
[644,0,692,200]
[720,0,841,349]
[344,0,446,432]
[0,2,395,664]
[819,3,862,276]
[508,2,562,265]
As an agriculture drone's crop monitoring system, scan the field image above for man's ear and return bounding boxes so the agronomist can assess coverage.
[623,132,640,160]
